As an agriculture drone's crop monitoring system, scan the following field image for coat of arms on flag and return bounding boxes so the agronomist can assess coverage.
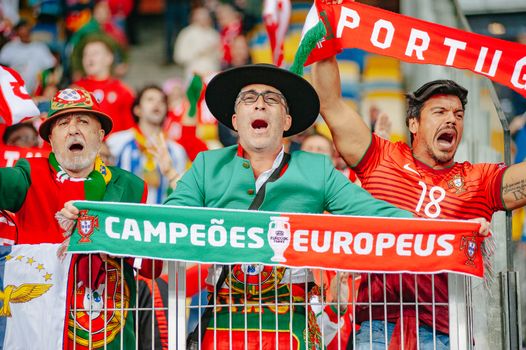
[461,235,478,266]
[77,210,99,243]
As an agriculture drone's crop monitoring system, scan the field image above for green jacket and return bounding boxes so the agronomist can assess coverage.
[165,145,412,218]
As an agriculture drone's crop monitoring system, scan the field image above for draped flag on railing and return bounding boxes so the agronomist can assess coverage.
[67,201,488,278]
[263,0,292,67]
[0,66,40,125]
[300,0,526,97]
[0,244,72,349]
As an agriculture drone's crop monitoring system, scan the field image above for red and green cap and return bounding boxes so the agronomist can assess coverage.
[38,87,113,142]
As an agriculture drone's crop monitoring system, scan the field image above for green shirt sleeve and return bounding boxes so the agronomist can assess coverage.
[323,156,412,218]
[0,158,31,212]
[163,152,205,207]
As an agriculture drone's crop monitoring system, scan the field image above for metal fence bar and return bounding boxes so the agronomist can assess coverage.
[176,261,187,349]
[68,259,471,349]
[448,274,470,350]
[167,260,177,349]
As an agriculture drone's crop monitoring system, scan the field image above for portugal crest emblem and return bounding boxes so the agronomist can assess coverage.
[68,259,130,348]
[51,88,94,110]
[77,210,99,243]
[460,235,478,266]
[448,174,466,194]
[228,264,286,296]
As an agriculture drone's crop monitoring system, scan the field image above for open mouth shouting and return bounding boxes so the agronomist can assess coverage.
[67,140,85,153]
[251,119,269,134]
[436,128,457,151]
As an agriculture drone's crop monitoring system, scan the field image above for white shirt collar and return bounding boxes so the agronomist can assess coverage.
[255,146,285,193]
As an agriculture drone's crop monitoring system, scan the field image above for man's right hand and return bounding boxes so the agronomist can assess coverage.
[55,200,79,259]
[59,200,80,221]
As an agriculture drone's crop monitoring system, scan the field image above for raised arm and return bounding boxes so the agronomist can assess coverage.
[502,162,526,210]
[312,57,372,166]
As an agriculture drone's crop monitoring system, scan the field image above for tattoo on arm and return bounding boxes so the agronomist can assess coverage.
[502,179,526,201]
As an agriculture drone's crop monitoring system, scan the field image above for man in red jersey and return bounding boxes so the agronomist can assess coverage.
[313,56,526,349]
[73,35,135,133]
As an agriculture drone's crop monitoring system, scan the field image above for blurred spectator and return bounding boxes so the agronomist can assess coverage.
[217,34,251,147]
[301,132,360,184]
[162,76,208,161]
[173,7,220,79]
[107,0,133,33]
[370,105,393,140]
[29,0,62,45]
[63,0,94,43]
[215,3,242,68]
[106,85,187,204]
[164,0,189,65]
[232,0,262,33]
[0,20,56,94]
[229,34,251,67]
[0,10,14,50]
[72,34,135,133]
[300,132,333,156]
[2,122,39,148]
[98,140,115,165]
[0,121,43,246]
[68,7,129,80]
[162,77,187,141]
[33,46,64,105]
[93,0,128,49]
[0,0,19,27]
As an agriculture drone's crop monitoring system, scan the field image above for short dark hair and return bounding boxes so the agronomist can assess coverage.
[405,80,468,144]
[131,85,168,124]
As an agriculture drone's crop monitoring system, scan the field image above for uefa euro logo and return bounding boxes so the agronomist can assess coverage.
[267,216,291,263]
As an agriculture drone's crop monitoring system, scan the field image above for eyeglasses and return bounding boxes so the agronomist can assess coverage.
[236,90,288,111]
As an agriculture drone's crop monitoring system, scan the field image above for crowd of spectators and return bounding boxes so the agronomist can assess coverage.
[0,1,525,350]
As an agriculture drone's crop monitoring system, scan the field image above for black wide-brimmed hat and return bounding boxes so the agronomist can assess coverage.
[205,64,320,137]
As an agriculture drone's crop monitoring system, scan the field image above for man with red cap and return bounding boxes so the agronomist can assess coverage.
[0,87,146,243]
[0,87,160,349]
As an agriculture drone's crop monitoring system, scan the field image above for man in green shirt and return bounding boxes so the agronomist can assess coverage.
[164,64,412,350]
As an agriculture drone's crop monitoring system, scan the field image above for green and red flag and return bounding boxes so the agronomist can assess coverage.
[68,201,489,278]
[299,0,526,97]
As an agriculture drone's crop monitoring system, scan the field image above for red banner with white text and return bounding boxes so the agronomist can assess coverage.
[0,145,49,168]
[306,0,526,97]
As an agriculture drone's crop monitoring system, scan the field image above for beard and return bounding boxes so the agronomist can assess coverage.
[426,144,455,165]
[54,144,100,175]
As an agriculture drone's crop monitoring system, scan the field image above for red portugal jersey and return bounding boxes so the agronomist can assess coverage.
[74,77,136,133]
[353,134,506,334]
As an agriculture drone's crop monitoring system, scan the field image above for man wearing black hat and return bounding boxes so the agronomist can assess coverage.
[312,56,526,349]
[164,64,413,349]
